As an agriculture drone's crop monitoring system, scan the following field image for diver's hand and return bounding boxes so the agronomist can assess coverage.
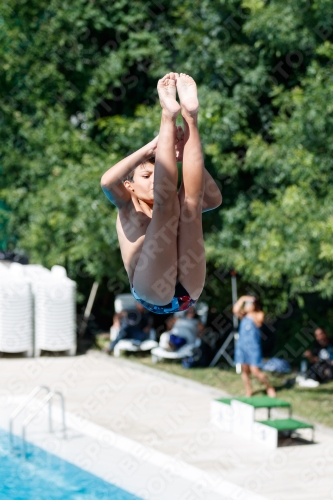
[146,135,159,157]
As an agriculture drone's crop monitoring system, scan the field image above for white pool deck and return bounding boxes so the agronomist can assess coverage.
[0,350,332,500]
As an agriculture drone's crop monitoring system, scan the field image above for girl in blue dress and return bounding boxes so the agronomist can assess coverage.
[233,295,276,397]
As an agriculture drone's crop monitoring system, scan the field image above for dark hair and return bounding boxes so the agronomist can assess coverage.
[249,295,262,312]
[185,307,199,319]
[123,156,155,183]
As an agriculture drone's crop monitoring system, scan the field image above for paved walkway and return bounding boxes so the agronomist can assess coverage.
[1,350,332,500]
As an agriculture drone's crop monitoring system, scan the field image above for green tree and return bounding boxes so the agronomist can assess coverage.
[1,0,333,347]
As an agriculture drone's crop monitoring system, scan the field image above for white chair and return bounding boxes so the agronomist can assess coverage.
[112,293,158,356]
[114,293,137,313]
[150,317,200,363]
[151,342,197,363]
[194,301,209,325]
[114,338,158,357]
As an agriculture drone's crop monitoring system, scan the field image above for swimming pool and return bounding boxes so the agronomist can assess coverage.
[0,428,141,500]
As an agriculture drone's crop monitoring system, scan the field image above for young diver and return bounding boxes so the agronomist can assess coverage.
[101,73,222,313]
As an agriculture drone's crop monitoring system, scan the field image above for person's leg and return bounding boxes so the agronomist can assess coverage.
[129,327,148,342]
[176,74,206,299]
[109,326,130,352]
[159,332,171,349]
[133,73,180,305]
[307,362,321,381]
[176,124,222,212]
[309,360,331,383]
[250,366,276,397]
[241,364,252,396]
[178,168,222,213]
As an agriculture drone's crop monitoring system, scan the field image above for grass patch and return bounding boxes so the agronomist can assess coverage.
[127,355,333,428]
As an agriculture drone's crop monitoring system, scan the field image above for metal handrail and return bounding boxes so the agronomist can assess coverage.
[22,391,66,457]
[9,386,66,457]
[9,385,50,448]
[48,391,67,438]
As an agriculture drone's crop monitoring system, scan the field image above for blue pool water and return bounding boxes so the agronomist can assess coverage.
[0,428,141,500]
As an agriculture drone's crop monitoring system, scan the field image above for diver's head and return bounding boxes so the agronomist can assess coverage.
[123,156,155,204]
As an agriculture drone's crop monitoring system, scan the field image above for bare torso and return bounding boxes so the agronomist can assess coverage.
[116,178,222,287]
[116,196,152,284]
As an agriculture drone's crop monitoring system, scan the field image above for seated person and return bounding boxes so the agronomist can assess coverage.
[109,312,122,341]
[108,302,154,353]
[158,315,177,349]
[303,328,333,383]
[160,306,203,351]
[182,306,205,333]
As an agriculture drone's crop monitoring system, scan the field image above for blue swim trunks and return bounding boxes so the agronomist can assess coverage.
[131,281,197,314]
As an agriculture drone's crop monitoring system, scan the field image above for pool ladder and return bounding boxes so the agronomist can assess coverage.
[9,385,67,457]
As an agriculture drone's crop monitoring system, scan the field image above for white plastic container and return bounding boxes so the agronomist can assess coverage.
[18,263,76,356]
[0,266,33,356]
[32,276,76,356]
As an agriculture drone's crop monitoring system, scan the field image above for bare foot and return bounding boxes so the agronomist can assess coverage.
[176,73,199,116]
[157,73,180,118]
[267,387,276,398]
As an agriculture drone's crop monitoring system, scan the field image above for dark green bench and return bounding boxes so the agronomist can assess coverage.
[234,395,292,419]
[258,418,315,442]
[214,398,233,405]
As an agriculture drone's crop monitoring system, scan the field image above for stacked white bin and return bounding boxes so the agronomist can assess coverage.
[0,264,33,356]
[31,266,76,356]
[0,263,76,356]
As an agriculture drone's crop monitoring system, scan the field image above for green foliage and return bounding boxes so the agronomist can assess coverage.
[1,0,333,343]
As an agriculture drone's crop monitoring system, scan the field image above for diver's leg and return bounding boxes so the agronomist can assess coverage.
[176,74,206,299]
[178,167,222,213]
[133,73,180,305]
